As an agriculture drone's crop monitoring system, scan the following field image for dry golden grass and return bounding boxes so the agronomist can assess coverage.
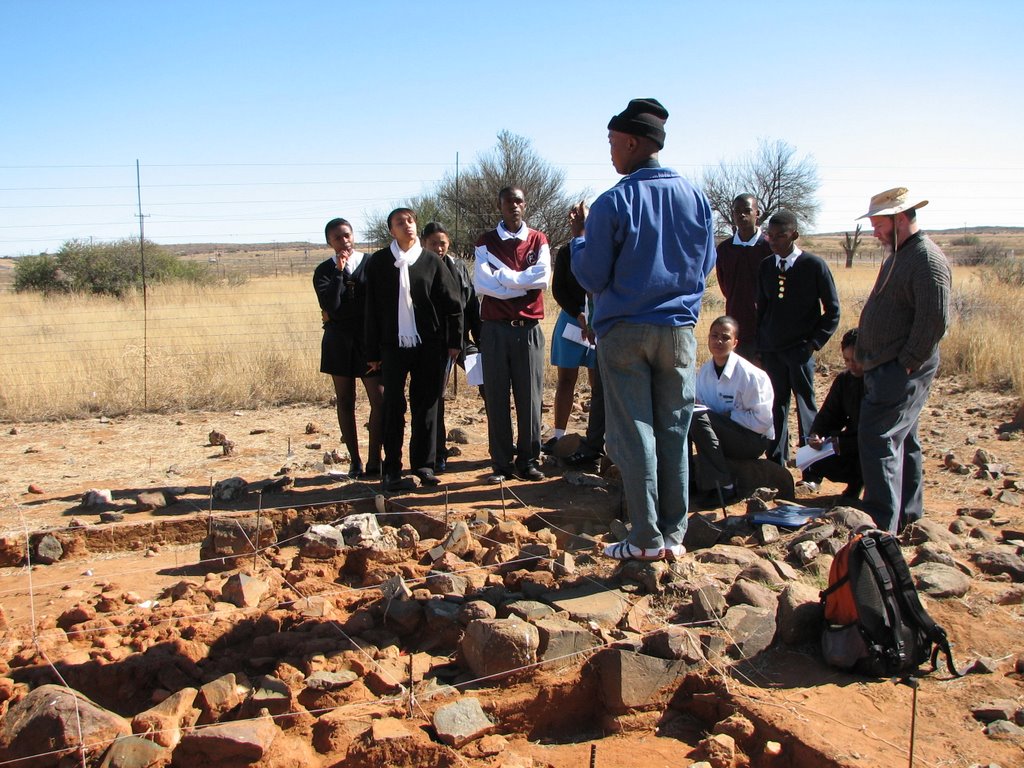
[0,276,324,420]
[0,257,1020,423]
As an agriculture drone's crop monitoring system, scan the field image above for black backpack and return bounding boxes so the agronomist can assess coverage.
[820,529,961,677]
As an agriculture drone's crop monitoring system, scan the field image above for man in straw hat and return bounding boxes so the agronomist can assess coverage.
[569,98,716,561]
[855,187,951,533]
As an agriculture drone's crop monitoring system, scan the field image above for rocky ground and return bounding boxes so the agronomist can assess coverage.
[0,373,1023,767]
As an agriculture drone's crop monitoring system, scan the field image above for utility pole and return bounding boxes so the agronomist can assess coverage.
[135,160,150,409]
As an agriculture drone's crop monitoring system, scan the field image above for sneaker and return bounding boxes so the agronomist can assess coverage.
[602,541,665,561]
[414,468,441,487]
[661,544,686,561]
[515,464,545,482]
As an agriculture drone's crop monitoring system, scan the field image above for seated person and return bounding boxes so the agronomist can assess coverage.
[690,315,775,505]
[802,328,865,498]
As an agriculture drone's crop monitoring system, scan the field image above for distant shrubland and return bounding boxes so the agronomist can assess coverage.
[14,238,211,298]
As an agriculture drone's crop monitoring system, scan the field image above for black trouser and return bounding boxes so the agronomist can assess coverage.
[688,410,769,491]
[380,341,446,477]
[481,320,544,471]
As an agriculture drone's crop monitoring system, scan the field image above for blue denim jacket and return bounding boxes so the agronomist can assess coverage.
[570,165,716,338]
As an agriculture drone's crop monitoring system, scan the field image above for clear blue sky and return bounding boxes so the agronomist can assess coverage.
[2,0,1021,256]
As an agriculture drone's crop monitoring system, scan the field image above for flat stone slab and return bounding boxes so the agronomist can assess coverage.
[432,697,495,747]
[541,584,631,628]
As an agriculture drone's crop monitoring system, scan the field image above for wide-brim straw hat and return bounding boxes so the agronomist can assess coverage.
[857,187,929,219]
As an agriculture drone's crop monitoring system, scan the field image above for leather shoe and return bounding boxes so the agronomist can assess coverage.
[515,464,545,482]
[541,436,558,455]
[382,474,415,493]
[564,448,600,467]
[363,462,381,478]
[414,468,441,487]
[486,467,514,484]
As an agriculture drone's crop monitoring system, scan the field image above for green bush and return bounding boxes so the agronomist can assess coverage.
[13,238,212,297]
[12,254,66,294]
[981,250,1024,287]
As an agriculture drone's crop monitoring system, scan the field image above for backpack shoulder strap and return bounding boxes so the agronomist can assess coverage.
[875,533,963,677]
[859,534,910,670]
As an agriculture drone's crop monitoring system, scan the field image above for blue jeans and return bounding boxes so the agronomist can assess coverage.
[859,353,938,533]
[598,323,696,550]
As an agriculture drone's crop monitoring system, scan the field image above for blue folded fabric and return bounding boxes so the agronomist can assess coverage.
[747,505,825,528]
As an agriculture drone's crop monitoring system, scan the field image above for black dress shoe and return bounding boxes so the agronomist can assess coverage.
[414,468,440,487]
[564,448,600,467]
[382,474,415,492]
[363,462,381,478]
[435,458,447,474]
[515,464,545,482]
[486,467,514,484]
[541,436,558,455]
[348,460,364,478]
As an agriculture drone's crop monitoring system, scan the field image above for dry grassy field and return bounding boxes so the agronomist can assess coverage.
[1,230,1022,423]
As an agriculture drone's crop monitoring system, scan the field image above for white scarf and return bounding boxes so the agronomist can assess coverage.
[390,239,422,348]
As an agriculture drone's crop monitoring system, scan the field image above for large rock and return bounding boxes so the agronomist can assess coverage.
[692,585,728,623]
[173,714,278,764]
[722,605,776,658]
[727,579,779,610]
[683,513,723,551]
[775,583,823,645]
[199,516,276,566]
[432,697,495,747]
[593,649,692,714]
[196,673,247,725]
[973,549,1024,582]
[822,506,876,532]
[34,533,64,565]
[0,684,131,766]
[300,524,346,558]
[98,735,168,768]
[339,513,382,547]
[541,584,631,628]
[642,626,705,664]
[535,616,600,668]
[220,573,270,608]
[912,563,972,598]
[694,545,762,567]
[727,458,795,499]
[461,618,540,678]
[903,519,962,549]
[131,686,199,748]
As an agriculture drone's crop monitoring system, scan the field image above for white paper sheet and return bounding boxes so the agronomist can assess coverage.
[561,322,595,349]
[795,442,836,471]
[464,352,483,386]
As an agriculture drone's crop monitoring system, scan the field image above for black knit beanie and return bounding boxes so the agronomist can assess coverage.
[607,98,668,149]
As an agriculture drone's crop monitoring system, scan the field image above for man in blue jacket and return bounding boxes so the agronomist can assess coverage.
[570,98,716,561]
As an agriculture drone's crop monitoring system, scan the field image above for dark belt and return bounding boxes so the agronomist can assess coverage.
[487,318,538,328]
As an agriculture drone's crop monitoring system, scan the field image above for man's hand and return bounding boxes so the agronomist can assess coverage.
[448,348,460,361]
[367,360,381,373]
[569,201,588,238]
[321,310,330,323]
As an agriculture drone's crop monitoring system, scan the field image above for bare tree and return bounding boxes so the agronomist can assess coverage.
[702,139,820,236]
[364,131,577,256]
[841,224,863,268]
